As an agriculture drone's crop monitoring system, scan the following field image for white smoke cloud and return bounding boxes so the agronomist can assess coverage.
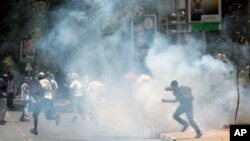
[144,37,235,130]
[35,0,250,138]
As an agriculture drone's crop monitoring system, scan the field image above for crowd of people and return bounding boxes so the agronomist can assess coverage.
[0,70,202,138]
[0,70,106,135]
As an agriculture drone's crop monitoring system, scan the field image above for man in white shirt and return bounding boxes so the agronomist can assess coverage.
[69,73,87,122]
[30,72,60,135]
[20,77,35,122]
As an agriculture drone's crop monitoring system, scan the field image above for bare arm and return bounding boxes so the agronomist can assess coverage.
[162,98,177,103]
[162,86,177,103]
[165,86,172,91]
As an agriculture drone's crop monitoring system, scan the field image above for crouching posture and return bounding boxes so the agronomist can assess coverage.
[162,80,202,138]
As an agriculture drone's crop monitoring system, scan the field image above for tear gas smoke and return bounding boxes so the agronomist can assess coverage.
[35,0,250,138]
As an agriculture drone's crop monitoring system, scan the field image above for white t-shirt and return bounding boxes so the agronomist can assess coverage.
[21,83,35,102]
[70,80,85,97]
[39,79,53,100]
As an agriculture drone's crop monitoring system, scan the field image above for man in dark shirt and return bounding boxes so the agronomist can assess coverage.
[162,80,202,138]
[0,77,7,125]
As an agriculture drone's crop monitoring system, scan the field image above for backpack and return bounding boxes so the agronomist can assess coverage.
[179,86,194,102]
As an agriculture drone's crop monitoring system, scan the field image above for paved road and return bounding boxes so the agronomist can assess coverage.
[1,98,231,141]
[1,110,231,141]
[1,110,162,141]
[160,129,229,141]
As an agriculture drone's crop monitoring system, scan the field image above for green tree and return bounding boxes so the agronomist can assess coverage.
[2,56,15,69]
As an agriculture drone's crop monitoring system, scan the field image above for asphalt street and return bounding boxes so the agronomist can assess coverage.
[1,110,230,141]
[0,98,230,141]
[0,98,162,141]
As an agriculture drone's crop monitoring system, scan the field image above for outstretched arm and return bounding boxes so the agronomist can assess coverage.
[165,86,172,91]
[163,86,176,103]
[162,98,177,103]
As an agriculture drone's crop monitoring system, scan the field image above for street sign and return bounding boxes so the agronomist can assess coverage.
[190,21,221,31]
[188,0,222,31]
[20,40,35,62]
[25,63,33,71]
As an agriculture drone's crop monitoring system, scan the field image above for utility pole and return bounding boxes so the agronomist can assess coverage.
[201,30,206,54]
[175,0,181,43]
[167,0,189,44]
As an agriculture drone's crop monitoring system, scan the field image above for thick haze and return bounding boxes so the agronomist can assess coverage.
[36,0,250,138]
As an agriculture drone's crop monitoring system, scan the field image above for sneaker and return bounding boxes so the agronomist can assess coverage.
[20,118,26,122]
[20,118,29,122]
[181,124,189,132]
[1,120,7,123]
[55,114,60,125]
[0,121,5,125]
[30,128,38,135]
[195,132,202,138]
[24,119,30,122]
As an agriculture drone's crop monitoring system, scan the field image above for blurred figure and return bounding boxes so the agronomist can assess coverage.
[28,76,38,98]
[124,72,136,91]
[30,72,60,135]
[6,71,16,109]
[0,77,7,125]
[67,73,87,122]
[136,74,151,86]
[87,80,104,97]
[86,79,105,125]
[162,80,202,138]
[83,75,91,84]
[20,77,35,122]
[47,73,58,99]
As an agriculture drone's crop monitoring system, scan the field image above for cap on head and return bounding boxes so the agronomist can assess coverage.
[171,80,178,87]
[37,72,45,79]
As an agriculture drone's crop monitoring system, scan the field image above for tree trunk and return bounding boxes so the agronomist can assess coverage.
[235,60,240,123]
